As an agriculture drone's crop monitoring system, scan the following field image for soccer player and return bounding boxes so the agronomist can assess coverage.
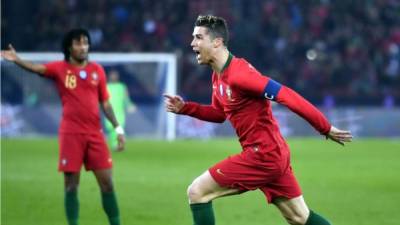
[1,29,124,225]
[105,69,136,151]
[164,15,353,225]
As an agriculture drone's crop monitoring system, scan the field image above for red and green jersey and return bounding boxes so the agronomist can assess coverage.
[43,61,109,134]
[180,54,331,152]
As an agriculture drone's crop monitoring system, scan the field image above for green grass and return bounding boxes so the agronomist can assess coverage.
[2,138,400,225]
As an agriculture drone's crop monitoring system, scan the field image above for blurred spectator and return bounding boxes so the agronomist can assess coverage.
[2,0,400,106]
[0,103,23,137]
[177,116,216,139]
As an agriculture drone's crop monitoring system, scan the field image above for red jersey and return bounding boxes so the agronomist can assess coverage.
[43,60,109,134]
[180,54,331,152]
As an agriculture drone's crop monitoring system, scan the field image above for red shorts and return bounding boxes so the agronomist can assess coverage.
[209,146,302,203]
[58,132,112,172]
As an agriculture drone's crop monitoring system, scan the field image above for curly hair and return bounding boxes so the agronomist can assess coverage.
[62,28,91,61]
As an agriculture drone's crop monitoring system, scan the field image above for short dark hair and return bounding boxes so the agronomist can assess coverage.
[62,28,91,61]
[195,15,229,46]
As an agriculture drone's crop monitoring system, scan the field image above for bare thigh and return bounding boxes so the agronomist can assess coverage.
[187,170,241,204]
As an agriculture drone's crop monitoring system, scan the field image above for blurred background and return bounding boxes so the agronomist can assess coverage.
[1,0,400,138]
[2,2,400,225]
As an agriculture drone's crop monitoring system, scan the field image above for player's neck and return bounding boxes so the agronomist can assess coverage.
[69,57,88,67]
[211,48,230,75]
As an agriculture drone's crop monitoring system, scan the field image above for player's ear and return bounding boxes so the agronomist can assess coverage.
[213,37,223,48]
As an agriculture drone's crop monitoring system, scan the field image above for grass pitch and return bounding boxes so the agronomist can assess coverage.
[2,138,400,225]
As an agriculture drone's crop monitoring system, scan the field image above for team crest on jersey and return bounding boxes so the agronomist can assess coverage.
[226,86,233,101]
[91,72,99,85]
[219,84,224,96]
[252,145,259,152]
[92,72,98,80]
[79,70,87,79]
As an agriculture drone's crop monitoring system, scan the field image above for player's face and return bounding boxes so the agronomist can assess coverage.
[70,36,89,62]
[109,72,119,82]
[191,26,215,65]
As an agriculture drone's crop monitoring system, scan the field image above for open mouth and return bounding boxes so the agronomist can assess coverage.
[193,50,201,59]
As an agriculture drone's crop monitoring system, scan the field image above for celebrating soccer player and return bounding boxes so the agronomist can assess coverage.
[1,29,125,225]
[164,15,353,225]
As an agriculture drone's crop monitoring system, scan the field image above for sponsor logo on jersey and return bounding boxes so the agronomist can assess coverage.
[216,168,225,176]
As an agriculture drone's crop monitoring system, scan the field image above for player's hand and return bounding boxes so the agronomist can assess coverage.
[326,126,353,146]
[1,44,19,62]
[163,94,185,113]
[116,134,125,152]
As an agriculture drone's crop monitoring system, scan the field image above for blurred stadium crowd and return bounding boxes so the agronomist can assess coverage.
[2,0,400,106]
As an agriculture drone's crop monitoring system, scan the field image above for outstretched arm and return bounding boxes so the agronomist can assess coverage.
[164,94,226,123]
[101,101,125,151]
[229,61,352,145]
[278,86,352,144]
[1,44,46,75]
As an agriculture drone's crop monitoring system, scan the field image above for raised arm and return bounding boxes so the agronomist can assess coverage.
[1,44,46,75]
[164,94,226,123]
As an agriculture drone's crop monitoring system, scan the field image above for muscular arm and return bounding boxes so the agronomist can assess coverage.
[1,44,46,75]
[15,58,46,75]
[100,101,120,128]
[101,100,126,151]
